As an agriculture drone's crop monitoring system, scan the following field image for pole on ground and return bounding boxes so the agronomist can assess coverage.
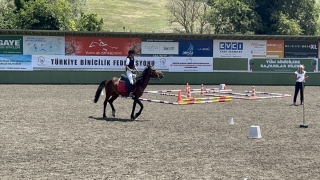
[300,81,308,128]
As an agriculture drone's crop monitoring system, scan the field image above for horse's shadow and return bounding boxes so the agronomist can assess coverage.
[88,116,149,122]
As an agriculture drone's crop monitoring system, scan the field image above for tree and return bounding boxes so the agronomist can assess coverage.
[0,0,19,29]
[0,0,104,31]
[207,0,261,34]
[17,0,69,30]
[76,12,104,31]
[254,0,320,35]
[166,0,210,34]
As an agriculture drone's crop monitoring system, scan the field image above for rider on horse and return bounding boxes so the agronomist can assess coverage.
[126,49,139,98]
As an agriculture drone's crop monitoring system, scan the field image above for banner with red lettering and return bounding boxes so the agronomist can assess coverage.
[65,37,141,56]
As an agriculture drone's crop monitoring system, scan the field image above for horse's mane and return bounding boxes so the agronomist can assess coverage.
[135,66,150,85]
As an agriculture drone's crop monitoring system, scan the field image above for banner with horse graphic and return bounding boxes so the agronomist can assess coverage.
[65,37,141,56]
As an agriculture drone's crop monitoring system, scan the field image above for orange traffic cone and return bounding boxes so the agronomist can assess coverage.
[177,90,183,102]
[200,84,205,95]
[251,86,257,97]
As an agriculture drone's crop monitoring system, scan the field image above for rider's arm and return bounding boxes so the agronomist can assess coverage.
[125,58,132,71]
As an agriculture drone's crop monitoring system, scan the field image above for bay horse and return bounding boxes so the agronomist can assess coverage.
[93,64,164,120]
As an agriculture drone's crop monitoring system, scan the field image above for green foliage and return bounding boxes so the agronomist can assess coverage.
[0,0,104,31]
[76,12,104,31]
[0,0,19,29]
[17,0,70,30]
[205,0,320,35]
[254,0,320,35]
[207,0,261,34]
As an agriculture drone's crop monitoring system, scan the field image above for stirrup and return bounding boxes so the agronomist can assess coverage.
[129,92,135,98]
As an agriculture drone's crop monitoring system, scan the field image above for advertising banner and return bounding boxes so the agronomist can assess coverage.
[284,41,318,58]
[0,36,23,54]
[65,37,141,56]
[266,40,284,58]
[23,36,65,55]
[248,58,318,72]
[213,40,266,58]
[179,39,213,57]
[168,57,213,72]
[32,55,169,71]
[0,54,32,71]
[141,39,179,56]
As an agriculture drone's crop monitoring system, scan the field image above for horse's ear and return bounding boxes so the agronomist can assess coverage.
[147,64,152,68]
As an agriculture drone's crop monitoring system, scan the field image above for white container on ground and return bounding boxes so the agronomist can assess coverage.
[219,84,226,90]
[248,125,262,138]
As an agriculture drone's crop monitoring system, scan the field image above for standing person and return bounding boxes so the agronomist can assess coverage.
[293,65,309,105]
[125,49,139,98]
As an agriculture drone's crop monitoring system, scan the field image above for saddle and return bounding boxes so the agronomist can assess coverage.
[116,74,137,93]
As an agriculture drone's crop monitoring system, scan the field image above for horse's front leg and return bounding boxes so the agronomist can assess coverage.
[133,98,144,120]
[108,94,119,117]
[131,99,137,120]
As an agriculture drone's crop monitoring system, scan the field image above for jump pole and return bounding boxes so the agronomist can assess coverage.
[181,96,233,101]
[143,88,232,94]
[158,92,188,98]
[138,98,232,105]
[204,93,286,100]
[211,91,251,97]
[300,82,308,128]
[244,90,291,97]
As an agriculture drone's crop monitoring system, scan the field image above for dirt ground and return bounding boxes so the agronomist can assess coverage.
[1,84,320,180]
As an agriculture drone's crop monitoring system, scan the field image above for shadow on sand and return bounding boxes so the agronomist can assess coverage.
[88,116,149,122]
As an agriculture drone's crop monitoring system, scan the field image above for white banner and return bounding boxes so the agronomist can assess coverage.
[213,40,266,58]
[23,36,65,55]
[168,57,213,72]
[32,55,170,71]
[141,41,179,55]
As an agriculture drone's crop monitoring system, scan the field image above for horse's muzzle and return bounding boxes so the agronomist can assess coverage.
[158,73,164,79]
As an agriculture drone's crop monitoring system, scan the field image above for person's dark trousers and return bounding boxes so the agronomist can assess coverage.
[293,82,304,104]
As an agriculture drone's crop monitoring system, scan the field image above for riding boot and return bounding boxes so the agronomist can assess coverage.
[129,84,135,98]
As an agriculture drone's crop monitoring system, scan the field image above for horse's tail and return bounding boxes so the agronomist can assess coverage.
[94,80,107,103]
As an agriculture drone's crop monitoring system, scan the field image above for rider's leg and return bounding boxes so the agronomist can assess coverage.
[126,70,135,98]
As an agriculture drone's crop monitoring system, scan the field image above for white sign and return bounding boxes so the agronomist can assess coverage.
[32,55,169,71]
[213,40,266,58]
[141,41,179,55]
[23,36,65,55]
[168,57,213,72]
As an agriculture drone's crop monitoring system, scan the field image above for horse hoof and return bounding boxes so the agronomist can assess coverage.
[112,111,116,117]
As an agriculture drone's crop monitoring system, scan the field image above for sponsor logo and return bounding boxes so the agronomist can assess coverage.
[144,45,159,51]
[267,43,283,48]
[219,42,243,50]
[285,44,318,49]
[0,39,21,49]
[163,46,175,50]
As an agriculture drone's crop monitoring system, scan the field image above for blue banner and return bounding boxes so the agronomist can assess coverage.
[179,39,213,57]
[0,54,33,71]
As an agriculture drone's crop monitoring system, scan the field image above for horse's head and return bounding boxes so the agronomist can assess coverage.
[147,64,164,80]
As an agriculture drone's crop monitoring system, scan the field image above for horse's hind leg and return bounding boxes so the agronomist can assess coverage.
[108,93,119,117]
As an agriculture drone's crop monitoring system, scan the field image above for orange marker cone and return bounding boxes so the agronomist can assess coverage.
[251,86,257,97]
[177,90,183,102]
[200,84,205,95]
[185,83,189,94]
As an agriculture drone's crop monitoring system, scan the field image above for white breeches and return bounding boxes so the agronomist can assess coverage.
[126,70,134,84]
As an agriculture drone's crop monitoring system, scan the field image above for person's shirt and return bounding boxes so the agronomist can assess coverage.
[126,56,135,70]
[295,70,306,82]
